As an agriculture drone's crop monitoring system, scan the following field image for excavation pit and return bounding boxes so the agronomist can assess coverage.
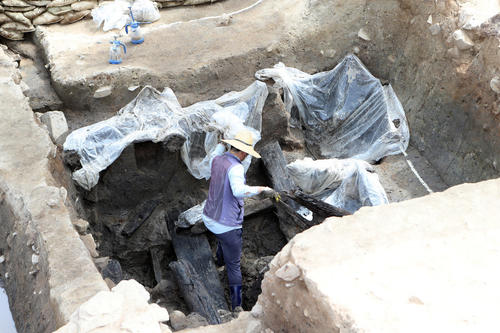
[1,0,500,332]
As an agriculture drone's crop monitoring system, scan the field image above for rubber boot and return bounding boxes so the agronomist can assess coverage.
[229,285,242,311]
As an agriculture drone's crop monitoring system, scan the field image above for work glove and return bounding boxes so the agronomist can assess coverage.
[260,186,277,199]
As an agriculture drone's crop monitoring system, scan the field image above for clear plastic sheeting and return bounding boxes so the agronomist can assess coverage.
[64,81,268,190]
[256,54,410,163]
[287,157,388,214]
[92,0,160,32]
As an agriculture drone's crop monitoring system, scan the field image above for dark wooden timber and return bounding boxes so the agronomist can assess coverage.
[259,140,297,193]
[281,190,351,218]
[122,199,160,237]
[166,210,229,313]
[150,246,164,284]
[260,140,348,240]
[169,259,222,325]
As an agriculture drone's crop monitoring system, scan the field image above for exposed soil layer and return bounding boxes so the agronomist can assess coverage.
[2,0,500,331]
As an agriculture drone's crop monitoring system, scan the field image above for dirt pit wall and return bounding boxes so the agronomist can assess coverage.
[36,0,500,187]
[2,0,500,331]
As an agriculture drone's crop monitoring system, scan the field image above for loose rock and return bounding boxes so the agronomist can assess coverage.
[275,262,301,282]
[358,28,371,41]
[39,111,69,144]
[169,310,187,331]
[429,23,441,35]
[490,77,500,94]
[452,29,474,50]
[93,85,113,99]
[80,234,99,258]
[447,47,460,59]
[72,218,89,234]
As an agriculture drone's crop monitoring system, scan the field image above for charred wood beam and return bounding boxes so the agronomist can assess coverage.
[166,210,229,312]
[150,246,164,285]
[259,140,297,193]
[281,190,351,218]
[121,200,160,237]
[169,259,222,325]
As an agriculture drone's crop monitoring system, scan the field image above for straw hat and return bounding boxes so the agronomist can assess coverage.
[222,130,261,158]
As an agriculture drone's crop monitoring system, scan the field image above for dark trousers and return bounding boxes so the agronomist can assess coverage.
[215,228,243,287]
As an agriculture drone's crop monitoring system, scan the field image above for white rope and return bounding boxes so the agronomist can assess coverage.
[146,0,264,32]
[401,149,433,194]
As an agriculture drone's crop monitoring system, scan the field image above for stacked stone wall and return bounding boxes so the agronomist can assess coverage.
[0,0,221,40]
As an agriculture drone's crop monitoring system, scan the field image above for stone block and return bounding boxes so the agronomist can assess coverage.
[93,85,112,99]
[39,111,68,144]
[452,29,474,50]
[358,28,371,41]
[80,233,99,258]
[72,218,89,234]
[169,310,187,331]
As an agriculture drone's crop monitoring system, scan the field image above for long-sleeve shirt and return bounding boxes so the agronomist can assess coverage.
[202,144,261,234]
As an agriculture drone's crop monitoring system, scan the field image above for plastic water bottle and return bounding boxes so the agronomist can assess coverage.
[125,21,144,44]
[109,36,126,64]
[125,7,149,44]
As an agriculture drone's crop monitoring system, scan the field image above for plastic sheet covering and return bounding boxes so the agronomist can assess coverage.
[92,0,160,32]
[287,157,388,214]
[64,82,268,190]
[256,54,409,163]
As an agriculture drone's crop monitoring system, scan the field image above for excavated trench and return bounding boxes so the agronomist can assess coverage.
[2,0,500,331]
[68,138,287,316]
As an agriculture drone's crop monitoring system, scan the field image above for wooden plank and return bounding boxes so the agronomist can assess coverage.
[169,259,222,325]
[259,140,296,192]
[150,246,164,285]
[281,190,351,217]
[260,140,309,240]
[166,210,229,312]
[122,199,160,237]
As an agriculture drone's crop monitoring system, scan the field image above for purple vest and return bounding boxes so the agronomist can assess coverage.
[203,153,244,227]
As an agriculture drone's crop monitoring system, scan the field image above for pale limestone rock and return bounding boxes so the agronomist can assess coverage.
[427,15,432,24]
[0,255,5,264]
[55,280,169,333]
[169,310,187,331]
[447,47,460,59]
[31,253,39,264]
[245,319,263,333]
[80,234,99,258]
[490,77,500,94]
[217,13,232,26]
[429,23,441,35]
[320,48,336,58]
[250,303,263,318]
[104,278,115,289]
[39,111,68,144]
[257,179,500,332]
[74,291,125,332]
[357,28,371,41]
[112,279,151,307]
[72,218,89,234]
[121,303,169,333]
[275,262,301,282]
[160,323,173,333]
[93,85,112,98]
[452,29,474,50]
